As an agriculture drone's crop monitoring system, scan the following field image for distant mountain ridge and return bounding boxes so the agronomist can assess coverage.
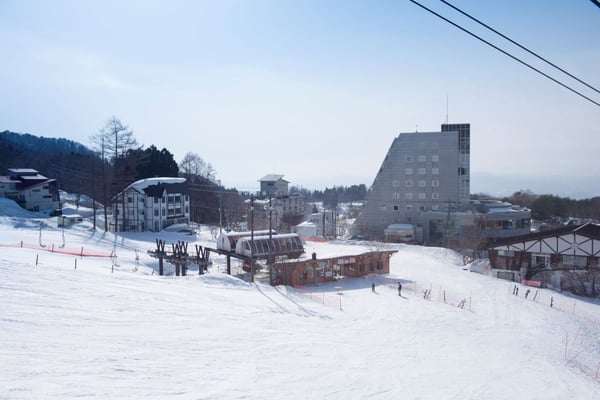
[0,130,100,195]
[0,130,94,158]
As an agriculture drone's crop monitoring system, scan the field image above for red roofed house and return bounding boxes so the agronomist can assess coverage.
[0,168,60,212]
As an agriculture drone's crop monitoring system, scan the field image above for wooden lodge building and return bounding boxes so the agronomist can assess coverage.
[270,250,397,287]
[487,223,600,296]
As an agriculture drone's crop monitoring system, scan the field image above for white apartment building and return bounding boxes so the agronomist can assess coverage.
[112,177,190,232]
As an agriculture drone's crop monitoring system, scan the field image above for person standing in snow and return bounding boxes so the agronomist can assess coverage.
[371,282,375,293]
[525,289,530,299]
[397,282,402,296]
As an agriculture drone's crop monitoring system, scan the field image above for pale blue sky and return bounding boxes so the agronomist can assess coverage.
[1,0,599,196]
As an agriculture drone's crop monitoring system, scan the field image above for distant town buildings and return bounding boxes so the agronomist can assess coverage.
[111,177,190,232]
[0,168,60,212]
[249,175,305,232]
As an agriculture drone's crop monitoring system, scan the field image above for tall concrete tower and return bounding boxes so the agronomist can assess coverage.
[355,123,471,241]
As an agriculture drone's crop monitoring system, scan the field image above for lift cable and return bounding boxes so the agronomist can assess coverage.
[439,0,600,95]
[408,0,600,108]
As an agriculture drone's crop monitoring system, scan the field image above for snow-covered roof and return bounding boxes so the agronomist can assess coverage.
[386,224,414,231]
[297,221,318,227]
[8,168,39,175]
[0,176,18,184]
[259,174,287,183]
[19,174,48,181]
[125,177,186,193]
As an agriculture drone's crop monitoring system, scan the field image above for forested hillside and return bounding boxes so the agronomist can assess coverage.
[0,129,233,225]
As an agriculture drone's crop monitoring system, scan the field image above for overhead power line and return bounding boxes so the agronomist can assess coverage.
[408,0,600,108]
[439,0,600,95]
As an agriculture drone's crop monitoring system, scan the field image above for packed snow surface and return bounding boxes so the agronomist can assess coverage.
[1,208,599,399]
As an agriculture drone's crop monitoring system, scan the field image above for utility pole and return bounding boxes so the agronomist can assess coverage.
[219,196,223,235]
[250,194,255,282]
[268,195,273,240]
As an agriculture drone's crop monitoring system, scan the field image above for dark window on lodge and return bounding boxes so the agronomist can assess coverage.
[458,167,466,176]
[359,264,365,273]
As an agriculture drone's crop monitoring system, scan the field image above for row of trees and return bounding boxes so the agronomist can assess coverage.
[291,184,367,209]
[500,190,600,221]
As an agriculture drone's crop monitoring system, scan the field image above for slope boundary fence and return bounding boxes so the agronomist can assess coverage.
[0,241,115,258]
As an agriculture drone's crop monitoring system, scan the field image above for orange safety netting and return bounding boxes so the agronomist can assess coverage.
[0,242,114,257]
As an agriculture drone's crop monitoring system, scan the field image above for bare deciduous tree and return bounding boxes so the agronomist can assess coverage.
[179,152,216,182]
[90,117,140,231]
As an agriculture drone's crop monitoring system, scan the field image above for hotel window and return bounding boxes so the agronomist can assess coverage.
[418,192,426,200]
[393,205,399,211]
[418,168,426,175]
[432,168,439,175]
[432,193,439,199]
[418,155,426,162]
[432,155,439,162]
[405,192,413,200]
[393,192,400,200]
[393,180,400,187]
[419,205,426,211]
[562,255,587,267]
[405,168,413,175]
[405,156,412,162]
[406,205,413,212]
[379,217,386,223]
[380,205,387,212]
[418,180,426,187]
[405,180,413,187]
[432,180,440,187]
